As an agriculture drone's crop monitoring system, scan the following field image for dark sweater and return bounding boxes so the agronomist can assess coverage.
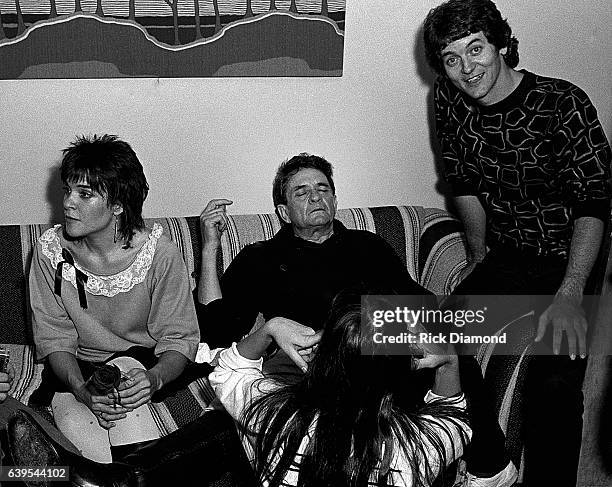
[198,220,430,348]
[434,70,611,259]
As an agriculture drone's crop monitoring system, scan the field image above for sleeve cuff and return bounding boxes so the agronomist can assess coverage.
[448,181,478,197]
[35,343,77,361]
[217,343,264,371]
[573,199,611,222]
[424,390,466,404]
[155,339,198,362]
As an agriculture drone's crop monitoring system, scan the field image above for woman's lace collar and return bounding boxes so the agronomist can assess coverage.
[39,223,163,298]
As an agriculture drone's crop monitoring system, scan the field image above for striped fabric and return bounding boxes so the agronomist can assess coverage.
[209,206,468,292]
[144,217,198,291]
[1,206,532,467]
[1,344,44,406]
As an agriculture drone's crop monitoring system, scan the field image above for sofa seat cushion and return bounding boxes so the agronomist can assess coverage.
[4,344,215,437]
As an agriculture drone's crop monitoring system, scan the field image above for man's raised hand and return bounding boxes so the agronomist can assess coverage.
[200,199,233,249]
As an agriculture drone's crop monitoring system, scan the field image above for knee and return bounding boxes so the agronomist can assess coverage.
[526,366,584,417]
[56,409,95,432]
[108,356,145,373]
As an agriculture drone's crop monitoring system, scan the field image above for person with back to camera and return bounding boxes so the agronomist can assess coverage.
[209,289,472,487]
[423,1,612,485]
[27,134,200,464]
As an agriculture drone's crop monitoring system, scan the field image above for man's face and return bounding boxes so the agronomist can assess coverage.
[441,31,508,106]
[277,168,337,232]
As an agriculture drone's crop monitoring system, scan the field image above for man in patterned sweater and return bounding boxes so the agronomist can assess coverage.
[423,0,611,486]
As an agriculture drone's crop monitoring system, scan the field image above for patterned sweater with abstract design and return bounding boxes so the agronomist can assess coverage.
[434,70,611,259]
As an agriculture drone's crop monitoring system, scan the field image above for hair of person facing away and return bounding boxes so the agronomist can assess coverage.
[61,134,149,248]
[240,289,469,487]
[272,153,336,212]
[423,0,519,76]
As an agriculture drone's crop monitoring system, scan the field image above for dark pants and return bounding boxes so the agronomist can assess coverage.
[453,245,587,485]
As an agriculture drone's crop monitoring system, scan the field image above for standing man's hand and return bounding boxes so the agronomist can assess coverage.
[535,216,605,360]
[536,295,587,359]
[200,199,233,250]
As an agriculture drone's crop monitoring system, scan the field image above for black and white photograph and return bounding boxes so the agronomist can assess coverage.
[0,1,610,486]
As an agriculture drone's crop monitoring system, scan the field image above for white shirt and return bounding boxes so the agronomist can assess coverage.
[210,344,472,486]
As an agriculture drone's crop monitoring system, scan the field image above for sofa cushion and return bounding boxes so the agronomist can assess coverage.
[4,343,216,437]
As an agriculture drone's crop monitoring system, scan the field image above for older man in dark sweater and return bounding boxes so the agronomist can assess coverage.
[197,153,430,374]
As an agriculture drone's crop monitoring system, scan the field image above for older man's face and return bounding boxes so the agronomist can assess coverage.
[278,168,337,232]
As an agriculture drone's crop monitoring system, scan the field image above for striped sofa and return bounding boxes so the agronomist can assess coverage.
[1,205,536,477]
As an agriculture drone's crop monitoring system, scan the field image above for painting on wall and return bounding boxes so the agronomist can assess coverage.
[0,0,345,79]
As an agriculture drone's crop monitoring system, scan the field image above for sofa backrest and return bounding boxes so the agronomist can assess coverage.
[213,205,468,292]
[0,205,467,345]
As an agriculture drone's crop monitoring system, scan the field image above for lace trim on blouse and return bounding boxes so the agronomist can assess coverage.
[39,223,163,298]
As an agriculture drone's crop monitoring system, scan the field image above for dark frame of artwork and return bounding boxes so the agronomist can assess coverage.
[0,0,345,78]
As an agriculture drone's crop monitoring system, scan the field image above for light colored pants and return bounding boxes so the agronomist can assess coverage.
[52,356,159,463]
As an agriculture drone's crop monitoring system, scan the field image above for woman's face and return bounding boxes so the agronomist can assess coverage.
[62,179,118,240]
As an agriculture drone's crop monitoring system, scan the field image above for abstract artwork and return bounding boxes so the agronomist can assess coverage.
[0,0,345,78]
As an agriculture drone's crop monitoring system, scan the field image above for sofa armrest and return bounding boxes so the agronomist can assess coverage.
[475,312,536,474]
[3,343,217,440]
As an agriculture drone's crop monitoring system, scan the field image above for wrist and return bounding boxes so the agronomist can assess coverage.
[147,369,163,392]
[201,245,219,259]
[71,381,89,402]
[262,319,279,342]
[467,249,486,263]
[433,359,461,396]
[556,277,585,304]
[437,356,459,371]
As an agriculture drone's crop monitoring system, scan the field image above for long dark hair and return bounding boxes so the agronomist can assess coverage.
[241,291,469,487]
[61,134,149,248]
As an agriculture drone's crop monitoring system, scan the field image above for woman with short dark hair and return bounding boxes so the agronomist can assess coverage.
[29,134,199,463]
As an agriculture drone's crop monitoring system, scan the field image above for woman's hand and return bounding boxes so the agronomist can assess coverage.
[200,199,233,251]
[74,383,132,430]
[413,349,459,371]
[408,325,461,397]
[266,317,323,373]
[403,313,458,371]
[116,368,161,410]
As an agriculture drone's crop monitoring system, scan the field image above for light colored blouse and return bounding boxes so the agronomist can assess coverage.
[210,344,471,487]
[30,223,199,363]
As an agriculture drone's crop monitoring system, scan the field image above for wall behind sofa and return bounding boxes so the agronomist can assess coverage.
[0,0,610,225]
